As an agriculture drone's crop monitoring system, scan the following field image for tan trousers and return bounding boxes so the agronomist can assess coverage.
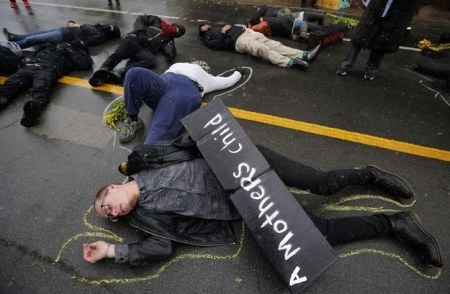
[235,29,306,67]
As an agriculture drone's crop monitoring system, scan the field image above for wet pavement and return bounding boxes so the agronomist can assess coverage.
[0,1,449,293]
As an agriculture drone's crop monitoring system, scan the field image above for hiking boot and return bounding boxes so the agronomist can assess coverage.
[302,44,320,62]
[389,212,443,267]
[89,69,110,87]
[365,165,414,200]
[22,0,30,7]
[336,66,349,76]
[20,100,43,127]
[118,117,144,143]
[10,1,18,8]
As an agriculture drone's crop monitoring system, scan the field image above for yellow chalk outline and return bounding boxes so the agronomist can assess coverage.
[55,206,247,284]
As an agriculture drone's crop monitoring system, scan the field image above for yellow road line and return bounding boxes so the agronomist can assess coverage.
[1,75,449,161]
[229,108,450,162]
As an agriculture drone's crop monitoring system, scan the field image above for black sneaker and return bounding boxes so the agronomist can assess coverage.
[364,71,375,81]
[20,100,42,128]
[336,66,349,76]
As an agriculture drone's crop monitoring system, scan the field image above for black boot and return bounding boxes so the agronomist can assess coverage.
[366,165,414,199]
[108,68,126,84]
[20,100,43,127]
[89,69,110,87]
[389,212,443,267]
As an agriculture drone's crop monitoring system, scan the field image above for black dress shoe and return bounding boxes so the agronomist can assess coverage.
[20,100,42,127]
[366,165,414,199]
[89,69,109,87]
[389,212,443,267]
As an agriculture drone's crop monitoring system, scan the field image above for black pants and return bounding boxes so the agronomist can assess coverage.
[0,65,57,110]
[101,35,156,74]
[258,145,391,245]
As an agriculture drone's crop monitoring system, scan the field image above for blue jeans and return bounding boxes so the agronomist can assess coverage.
[15,28,64,49]
[341,43,384,73]
[123,68,202,145]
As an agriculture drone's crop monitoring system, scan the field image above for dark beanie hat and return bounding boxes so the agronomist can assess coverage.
[173,23,186,37]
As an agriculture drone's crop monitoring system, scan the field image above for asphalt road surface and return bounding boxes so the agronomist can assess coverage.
[0,1,449,293]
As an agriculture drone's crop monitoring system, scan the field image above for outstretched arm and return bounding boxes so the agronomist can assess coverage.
[83,241,115,263]
[83,236,173,266]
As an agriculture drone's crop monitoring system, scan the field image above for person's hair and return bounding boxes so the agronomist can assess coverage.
[95,185,108,202]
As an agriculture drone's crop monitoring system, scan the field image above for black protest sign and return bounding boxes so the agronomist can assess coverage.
[181,99,269,191]
[181,99,337,293]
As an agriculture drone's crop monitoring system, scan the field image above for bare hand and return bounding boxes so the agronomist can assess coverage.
[222,24,232,33]
[83,241,109,263]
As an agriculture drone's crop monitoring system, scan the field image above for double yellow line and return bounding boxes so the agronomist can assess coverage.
[2,75,449,162]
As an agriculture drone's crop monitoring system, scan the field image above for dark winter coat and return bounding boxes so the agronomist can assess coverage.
[29,41,93,76]
[79,24,119,46]
[351,0,419,53]
[132,14,177,62]
[0,46,23,74]
[266,15,294,37]
[198,24,246,51]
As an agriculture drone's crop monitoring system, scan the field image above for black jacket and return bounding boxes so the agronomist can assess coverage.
[29,41,93,76]
[122,206,237,266]
[351,0,419,53]
[61,27,83,43]
[79,24,113,46]
[132,14,177,62]
[266,15,294,37]
[199,24,246,51]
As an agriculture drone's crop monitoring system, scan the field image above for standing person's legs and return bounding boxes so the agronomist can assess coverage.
[144,74,202,145]
[364,50,384,80]
[15,28,64,49]
[337,43,362,75]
